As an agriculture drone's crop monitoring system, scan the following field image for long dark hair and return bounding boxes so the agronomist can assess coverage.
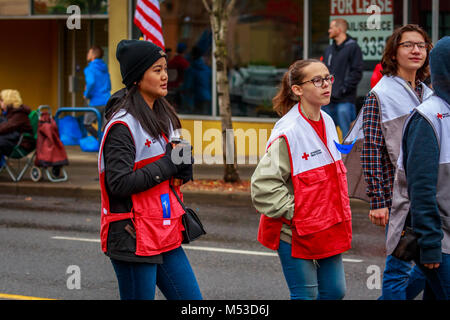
[272,59,324,117]
[105,85,181,138]
[381,24,432,82]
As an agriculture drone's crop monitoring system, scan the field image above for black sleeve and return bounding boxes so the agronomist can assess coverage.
[403,113,442,264]
[343,44,364,94]
[104,124,177,198]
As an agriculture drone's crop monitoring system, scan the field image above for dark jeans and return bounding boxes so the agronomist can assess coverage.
[381,255,426,299]
[0,131,20,156]
[110,246,202,300]
[381,213,426,300]
[415,253,450,300]
[322,102,356,138]
[83,106,105,138]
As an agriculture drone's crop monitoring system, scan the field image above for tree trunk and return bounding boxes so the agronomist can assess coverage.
[203,0,240,182]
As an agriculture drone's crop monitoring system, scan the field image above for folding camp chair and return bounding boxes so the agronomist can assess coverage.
[0,109,38,182]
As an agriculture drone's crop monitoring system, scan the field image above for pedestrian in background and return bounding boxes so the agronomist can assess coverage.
[168,42,190,90]
[99,39,200,300]
[251,59,352,300]
[322,18,363,138]
[0,89,34,158]
[182,46,212,115]
[344,24,434,299]
[387,36,450,300]
[167,42,190,109]
[83,45,111,138]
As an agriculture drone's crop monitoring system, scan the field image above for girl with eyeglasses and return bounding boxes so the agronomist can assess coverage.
[251,59,352,300]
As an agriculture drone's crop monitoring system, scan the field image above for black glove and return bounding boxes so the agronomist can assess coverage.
[152,143,178,179]
[174,163,193,184]
[172,143,194,183]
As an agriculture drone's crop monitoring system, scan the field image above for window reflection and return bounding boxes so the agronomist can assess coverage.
[227,0,304,118]
[32,0,108,15]
[161,0,304,118]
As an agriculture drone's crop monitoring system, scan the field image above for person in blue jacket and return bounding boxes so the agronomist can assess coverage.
[182,46,212,115]
[400,36,450,299]
[83,45,111,138]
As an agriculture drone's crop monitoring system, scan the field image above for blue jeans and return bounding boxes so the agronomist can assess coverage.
[381,255,426,299]
[110,246,203,300]
[381,214,426,300]
[277,240,346,300]
[322,102,356,138]
[416,253,450,300]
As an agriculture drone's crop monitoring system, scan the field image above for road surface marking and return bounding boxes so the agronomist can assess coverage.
[0,293,55,300]
[51,236,363,263]
[52,236,99,243]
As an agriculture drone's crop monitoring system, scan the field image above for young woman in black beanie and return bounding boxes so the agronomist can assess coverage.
[98,39,201,300]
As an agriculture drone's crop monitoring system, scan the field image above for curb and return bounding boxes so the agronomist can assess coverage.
[0,182,253,206]
[0,182,101,201]
[0,181,369,212]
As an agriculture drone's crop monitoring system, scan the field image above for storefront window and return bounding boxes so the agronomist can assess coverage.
[410,0,432,35]
[226,0,304,118]
[132,0,213,116]
[133,0,304,118]
[440,12,450,38]
[310,0,330,59]
[0,0,29,16]
[32,0,108,15]
[410,0,450,39]
[316,0,404,110]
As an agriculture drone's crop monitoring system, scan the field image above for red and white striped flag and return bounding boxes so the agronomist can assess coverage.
[134,0,165,50]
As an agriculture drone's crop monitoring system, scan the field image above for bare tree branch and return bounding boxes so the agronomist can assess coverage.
[201,0,212,14]
[226,0,237,15]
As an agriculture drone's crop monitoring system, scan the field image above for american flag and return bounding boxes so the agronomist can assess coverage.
[134,0,165,50]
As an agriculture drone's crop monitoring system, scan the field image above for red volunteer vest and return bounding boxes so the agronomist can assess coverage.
[258,104,352,259]
[98,111,185,256]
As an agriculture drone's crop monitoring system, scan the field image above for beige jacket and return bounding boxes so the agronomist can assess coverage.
[251,137,294,243]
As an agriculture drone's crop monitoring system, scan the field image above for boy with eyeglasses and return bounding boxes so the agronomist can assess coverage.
[343,24,434,300]
[387,36,450,300]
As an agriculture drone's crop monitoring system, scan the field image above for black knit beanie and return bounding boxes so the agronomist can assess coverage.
[116,39,167,88]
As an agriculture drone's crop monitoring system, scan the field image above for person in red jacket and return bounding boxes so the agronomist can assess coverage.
[99,39,201,300]
[0,89,34,157]
[251,59,352,300]
[370,62,383,88]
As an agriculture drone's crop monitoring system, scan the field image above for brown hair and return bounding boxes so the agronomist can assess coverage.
[89,45,104,59]
[381,24,432,82]
[332,18,348,33]
[273,59,324,116]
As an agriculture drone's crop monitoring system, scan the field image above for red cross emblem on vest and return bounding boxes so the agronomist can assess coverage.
[302,152,310,160]
[145,139,152,148]
[437,113,443,119]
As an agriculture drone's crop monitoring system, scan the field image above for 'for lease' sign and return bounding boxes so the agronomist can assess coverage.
[330,0,394,61]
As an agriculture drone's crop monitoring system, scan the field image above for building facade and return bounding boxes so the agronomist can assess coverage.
[0,0,448,159]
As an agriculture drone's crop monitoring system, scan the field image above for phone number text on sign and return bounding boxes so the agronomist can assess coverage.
[330,0,394,61]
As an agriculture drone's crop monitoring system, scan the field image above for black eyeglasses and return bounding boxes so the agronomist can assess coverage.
[398,41,429,50]
[299,75,335,88]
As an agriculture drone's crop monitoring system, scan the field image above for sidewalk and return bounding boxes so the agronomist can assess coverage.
[0,146,257,206]
[0,146,369,210]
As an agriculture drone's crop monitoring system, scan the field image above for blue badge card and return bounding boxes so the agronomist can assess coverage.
[334,139,356,154]
[160,193,171,219]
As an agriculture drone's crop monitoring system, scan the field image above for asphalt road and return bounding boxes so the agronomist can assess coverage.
[0,194,388,300]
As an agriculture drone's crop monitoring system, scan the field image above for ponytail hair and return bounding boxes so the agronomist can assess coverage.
[273,59,323,117]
